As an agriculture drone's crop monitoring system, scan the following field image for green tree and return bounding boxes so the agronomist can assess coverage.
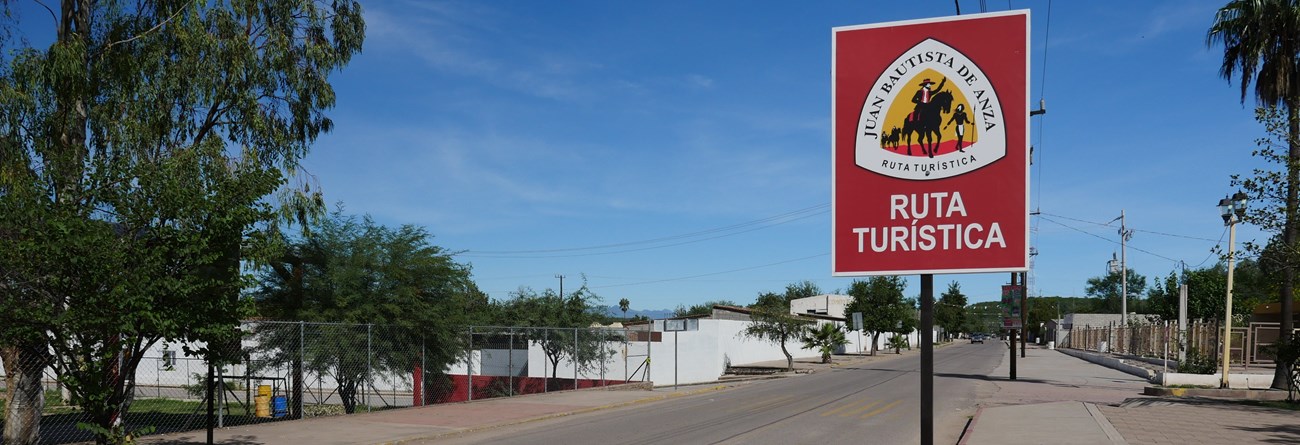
[936,281,968,341]
[0,1,364,442]
[498,281,612,380]
[250,210,484,414]
[1084,269,1147,314]
[741,291,809,371]
[1146,263,1263,322]
[845,276,910,355]
[801,323,848,363]
[619,298,631,319]
[1208,0,1300,390]
[673,300,738,317]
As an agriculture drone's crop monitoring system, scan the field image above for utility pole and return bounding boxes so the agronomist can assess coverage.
[1009,272,1018,381]
[1020,272,1027,358]
[555,274,566,298]
[1111,211,1133,326]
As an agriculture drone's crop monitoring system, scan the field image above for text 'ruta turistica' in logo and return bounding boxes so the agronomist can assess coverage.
[855,38,1005,180]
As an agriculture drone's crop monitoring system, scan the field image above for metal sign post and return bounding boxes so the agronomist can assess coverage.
[832,11,1029,445]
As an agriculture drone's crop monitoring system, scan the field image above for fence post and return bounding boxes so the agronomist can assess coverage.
[573,327,579,390]
[297,321,305,419]
[367,323,373,413]
[467,326,474,401]
[600,329,606,387]
[420,335,426,407]
[509,328,515,397]
[543,328,549,393]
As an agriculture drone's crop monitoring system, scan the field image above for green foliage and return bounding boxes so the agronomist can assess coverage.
[1262,332,1300,402]
[618,298,630,318]
[845,276,910,355]
[800,323,848,363]
[936,281,968,339]
[673,300,738,317]
[742,283,816,370]
[0,0,365,441]
[1146,263,1264,322]
[1209,0,1300,389]
[74,423,155,445]
[888,334,909,354]
[1084,268,1148,313]
[751,281,821,308]
[496,281,614,379]
[250,210,481,413]
[1178,347,1218,375]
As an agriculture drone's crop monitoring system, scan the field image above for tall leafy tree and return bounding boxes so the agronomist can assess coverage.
[619,298,631,319]
[845,276,910,355]
[0,1,364,442]
[250,210,485,413]
[1083,269,1147,314]
[498,281,611,381]
[936,281,968,340]
[1208,0,1300,389]
[741,291,809,371]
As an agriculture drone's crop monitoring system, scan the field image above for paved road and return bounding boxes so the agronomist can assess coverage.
[426,342,1005,444]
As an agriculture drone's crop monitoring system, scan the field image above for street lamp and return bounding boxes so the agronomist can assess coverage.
[1218,191,1247,389]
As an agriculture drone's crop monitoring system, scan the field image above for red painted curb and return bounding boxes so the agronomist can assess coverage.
[956,405,985,445]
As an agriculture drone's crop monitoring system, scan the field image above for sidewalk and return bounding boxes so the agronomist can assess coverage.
[138,385,733,445]
[960,345,1300,445]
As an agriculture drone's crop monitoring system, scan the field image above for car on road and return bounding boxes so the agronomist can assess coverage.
[970,334,984,344]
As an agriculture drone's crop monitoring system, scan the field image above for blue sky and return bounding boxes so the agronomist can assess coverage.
[297,0,1273,311]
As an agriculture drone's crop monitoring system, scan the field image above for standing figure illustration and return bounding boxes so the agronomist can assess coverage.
[944,103,971,152]
[902,76,953,158]
[910,77,947,121]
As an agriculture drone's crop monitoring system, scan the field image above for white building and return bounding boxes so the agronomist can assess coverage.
[789,294,854,318]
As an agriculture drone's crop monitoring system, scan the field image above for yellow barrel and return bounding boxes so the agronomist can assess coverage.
[257,385,272,397]
[254,395,271,418]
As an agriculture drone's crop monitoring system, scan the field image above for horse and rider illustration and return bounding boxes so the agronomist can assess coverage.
[880,76,969,158]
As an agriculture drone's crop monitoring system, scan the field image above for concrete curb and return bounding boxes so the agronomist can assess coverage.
[1084,402,1128,444]
[1057,348,1154,380]
[385,384,736,444]
[1143,386,1292,400]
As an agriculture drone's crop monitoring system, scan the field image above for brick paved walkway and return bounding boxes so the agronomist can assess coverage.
[1099,398,1300,444]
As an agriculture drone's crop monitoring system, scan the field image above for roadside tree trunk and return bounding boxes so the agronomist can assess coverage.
[1278,101,1300,390]
[2,344,48,445]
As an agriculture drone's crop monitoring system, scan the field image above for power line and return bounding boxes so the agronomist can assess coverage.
[1038,215,1183,264]
[459,210,825,259]
[592,253,828,289]
[1038,211,1220,242]
[459,203,828,258]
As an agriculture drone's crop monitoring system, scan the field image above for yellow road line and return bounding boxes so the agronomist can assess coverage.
[841,400,883,417]
[821,400,866,417]
[729,394,795,413]
[859,399,903,419]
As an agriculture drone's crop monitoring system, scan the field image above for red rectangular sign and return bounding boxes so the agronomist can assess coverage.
[832,11,1030,276]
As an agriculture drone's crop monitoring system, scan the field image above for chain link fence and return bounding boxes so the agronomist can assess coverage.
[1,322,650,444]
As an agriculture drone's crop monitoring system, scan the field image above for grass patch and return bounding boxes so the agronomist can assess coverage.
[1163,384,1216,389]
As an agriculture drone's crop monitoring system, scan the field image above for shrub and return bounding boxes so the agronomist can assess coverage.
[1178,347,1217,375]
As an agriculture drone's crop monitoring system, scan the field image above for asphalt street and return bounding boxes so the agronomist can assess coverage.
[427,341,1006,445]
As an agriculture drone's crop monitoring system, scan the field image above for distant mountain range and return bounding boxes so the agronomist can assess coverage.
[602,306,673,320]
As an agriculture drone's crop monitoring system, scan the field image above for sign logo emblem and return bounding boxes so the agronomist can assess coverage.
[855,38,1005,180]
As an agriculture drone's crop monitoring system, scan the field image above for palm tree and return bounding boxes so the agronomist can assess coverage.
[618,298,630,320]
[1208,0,1300,390]
[800,323,849,364]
